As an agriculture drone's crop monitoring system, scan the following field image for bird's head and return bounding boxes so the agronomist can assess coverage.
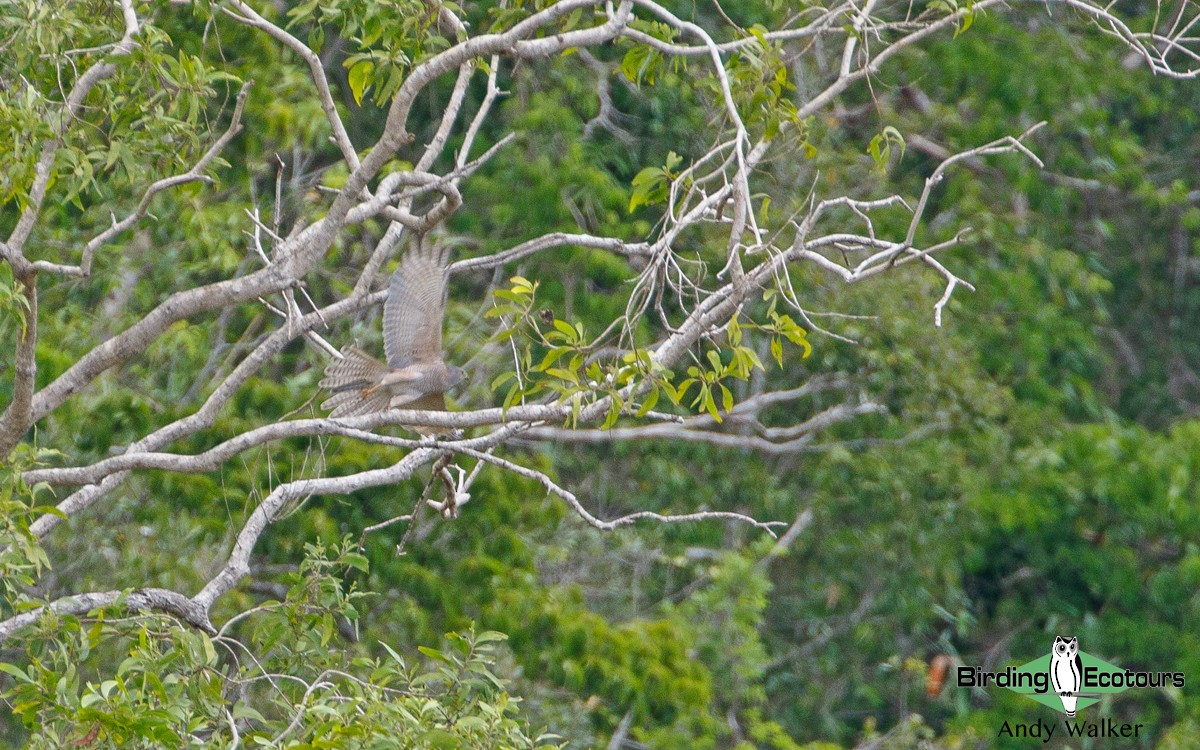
[446,365,467,388]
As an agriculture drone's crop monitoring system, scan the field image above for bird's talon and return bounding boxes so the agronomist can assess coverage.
[426,496,459,519]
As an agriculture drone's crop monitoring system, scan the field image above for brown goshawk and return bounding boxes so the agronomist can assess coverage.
[320,242,464,425]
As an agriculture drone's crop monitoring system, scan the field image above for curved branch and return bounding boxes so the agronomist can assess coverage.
[194,450,431,609]
[39,81,253,280]
[0,588,214,645]
[446,446,788,535]
[5,0,141,255]
[223,1,359,170]
[0,272,37,458]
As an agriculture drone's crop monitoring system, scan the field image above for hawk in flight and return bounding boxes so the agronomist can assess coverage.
[320,242,465,421]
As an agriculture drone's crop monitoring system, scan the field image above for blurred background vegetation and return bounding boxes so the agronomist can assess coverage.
[3,0,1200,748]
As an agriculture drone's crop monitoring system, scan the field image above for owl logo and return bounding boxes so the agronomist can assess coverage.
[1050,636,1083,716]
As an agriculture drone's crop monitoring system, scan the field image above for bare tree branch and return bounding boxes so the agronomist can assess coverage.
[0,588,215,644]
[4,0,1195,649]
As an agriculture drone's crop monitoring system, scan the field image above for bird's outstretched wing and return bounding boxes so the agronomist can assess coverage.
[383,241,450,369]
[319,346,392,417]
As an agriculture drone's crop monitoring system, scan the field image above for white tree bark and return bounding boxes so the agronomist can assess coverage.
[2,0,1197,641]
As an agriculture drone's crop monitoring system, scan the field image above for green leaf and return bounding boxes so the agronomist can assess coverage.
[546,368,579,384]
[867,125,906,171]
[201,628,218,662]
[502,381,524,412]
[380,642,406,666]
[233,703,267,723]
[552,319,577,339]
[727,315,742,346]
[955,7,975,37]
[484,303,520,319]
[0,663,32,683]
[636,386,660,417]
[660,380,681,405]
[347,60,374,106]
[418,646,449,663]
[535,347,568,371]
[629,166,669,212]
[619,44,663,85]
[602,399,621,429]
[706,350,723,372]
[421,729,461,748]
[677,378,697,401]
[490,370,516,391]
[343,552,369,573]
[741,345,765,372]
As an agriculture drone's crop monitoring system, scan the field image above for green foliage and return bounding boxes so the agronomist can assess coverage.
[291,0,440,107]
[618,21,681,86]
[724,26,799,141]
[867,126,906,172]
[1,538,553,750]
[0,265,31,338]
[488,587,714,730]
[925,0,978,38]
[485,277,813,427]
[0,1,234,212]
[487,275,674,426]
[628,151,683,213]
[7,2,1200,749]
[0,446,61,607]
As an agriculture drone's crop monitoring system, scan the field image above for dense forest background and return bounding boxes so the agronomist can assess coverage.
[3,0,1200,748]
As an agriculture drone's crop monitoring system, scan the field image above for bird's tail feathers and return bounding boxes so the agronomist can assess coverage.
[319,347,392,417]
[321,387,391,418]
[319,347,390,392]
